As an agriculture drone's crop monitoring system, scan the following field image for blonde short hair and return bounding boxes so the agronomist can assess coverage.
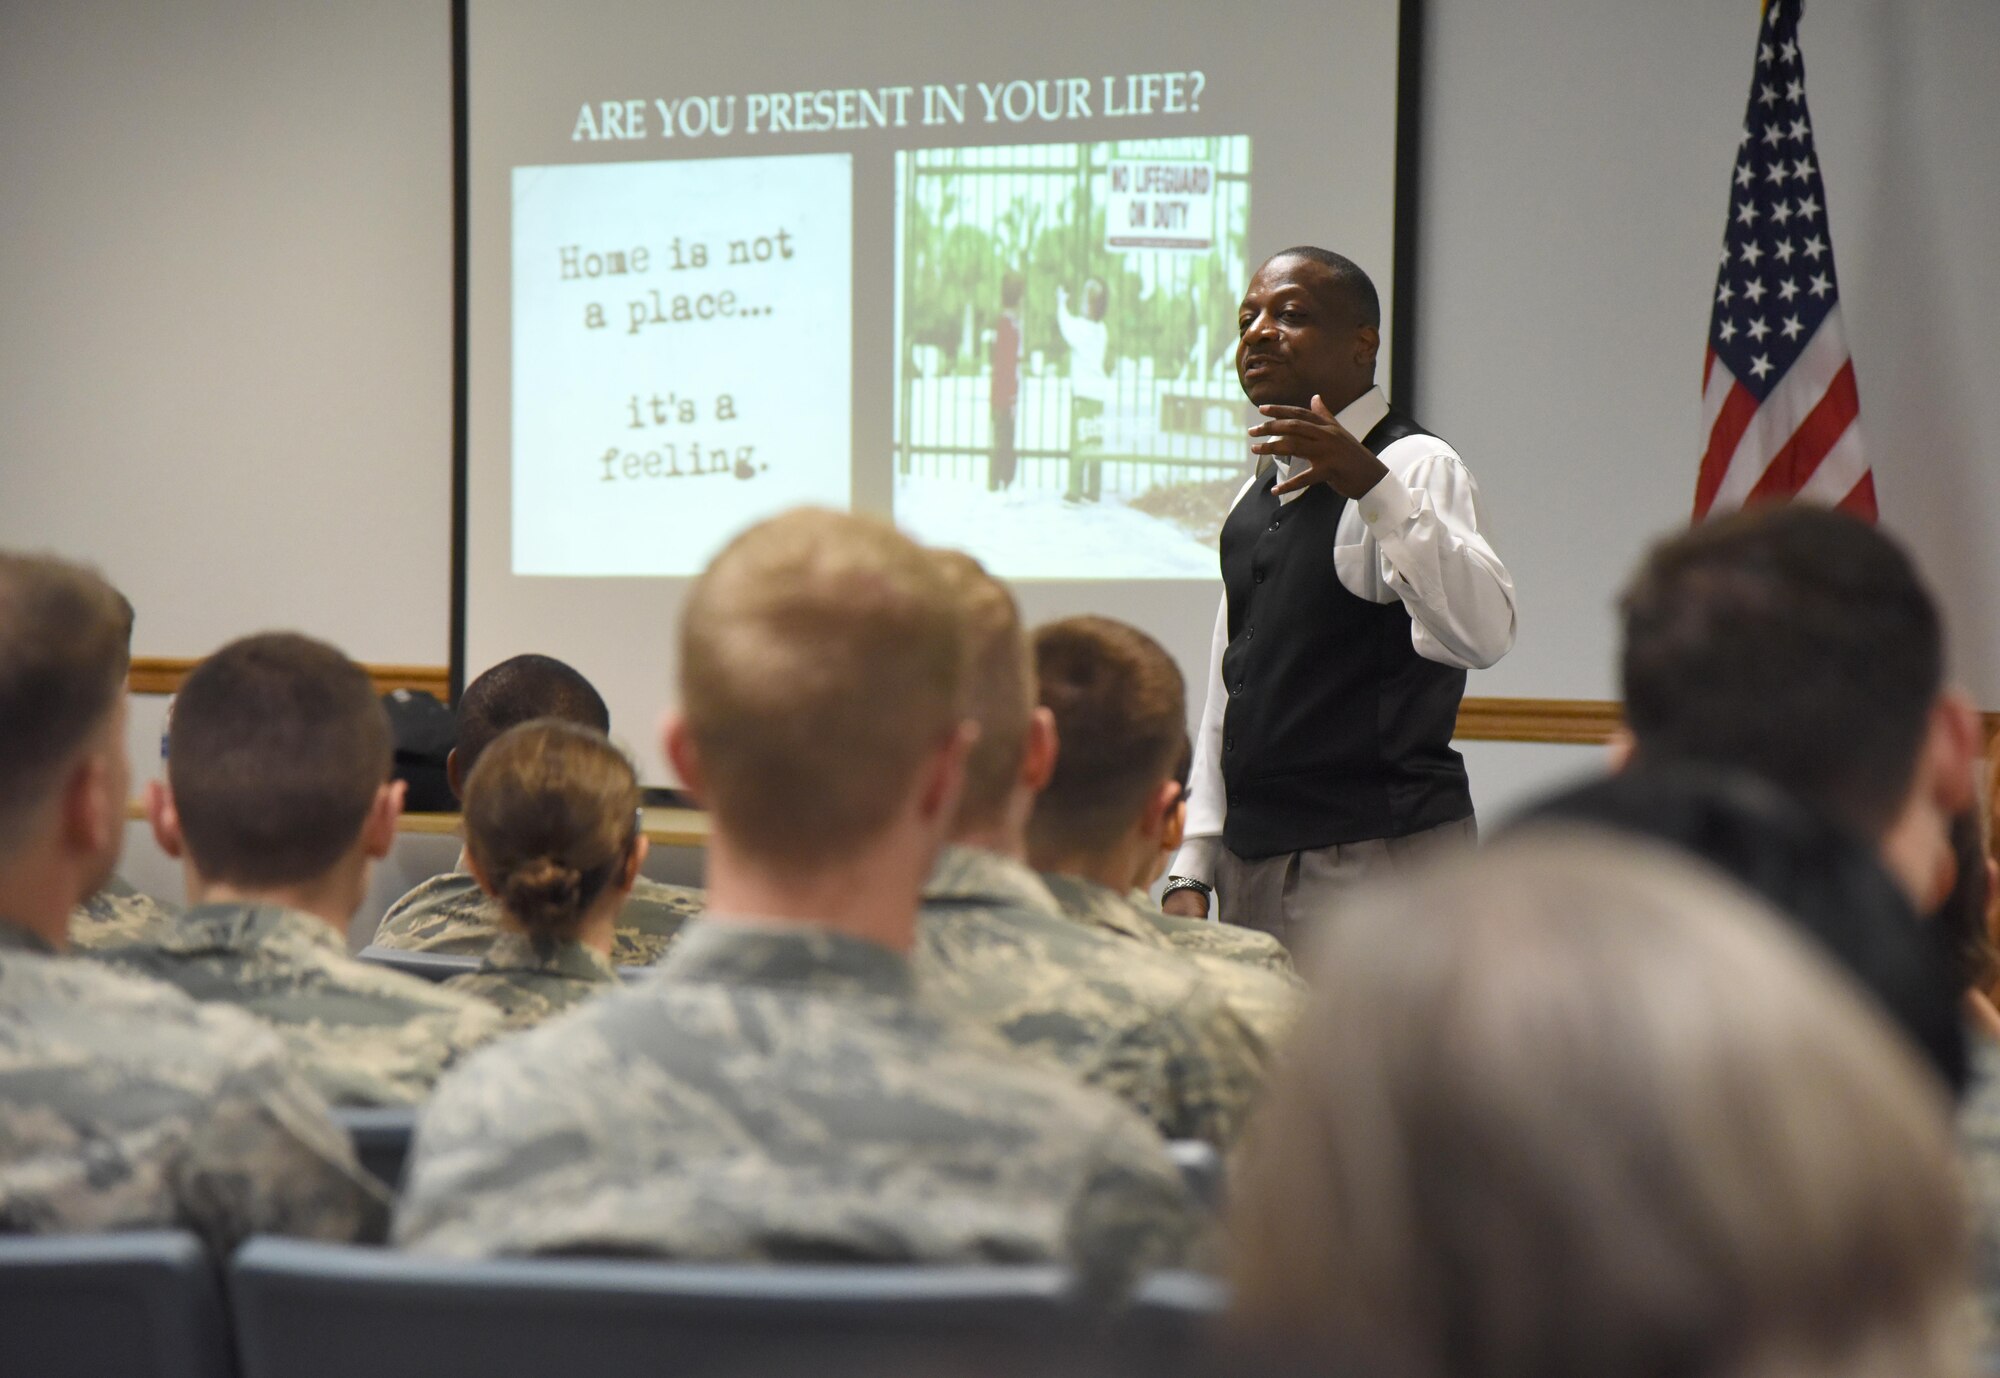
[929,549,1032,833]
[1230,832,1969,1378]
[679,509,966,873]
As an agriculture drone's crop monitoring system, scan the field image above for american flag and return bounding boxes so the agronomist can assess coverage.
[1696,0,1873,521]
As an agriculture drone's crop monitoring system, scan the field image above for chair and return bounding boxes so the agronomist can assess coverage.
[354,945,480,982]
[333,1106,417,1190]
[1166,1139,1225,1210]
[0,1231,237,1378]
[229,1239,1081,1378]
[1117,1270,1230,1369]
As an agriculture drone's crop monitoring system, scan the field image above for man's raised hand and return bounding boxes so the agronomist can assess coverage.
[1255,395,1390,500]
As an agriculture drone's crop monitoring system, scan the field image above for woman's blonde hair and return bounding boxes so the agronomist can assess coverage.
[462,719,639,951]
[1229,831,1970,1378]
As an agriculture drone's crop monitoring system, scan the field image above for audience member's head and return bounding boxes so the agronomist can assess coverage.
[929,549,1056,850]
[1511,765,1967,1095]
[1619,505,1977,907]
[152,632,400,922]
[1000,271,1025,311]
[665,510,970,917]
[450,653,610,799]
[463,719,646,958]
[0,553,133,939]
[1230,834,1969,1378]
[1028,616,1186,889]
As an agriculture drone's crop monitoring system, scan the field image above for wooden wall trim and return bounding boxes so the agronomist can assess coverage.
[125,668,1624,746]
[1455,696,1623,746]
[129,657,451,701]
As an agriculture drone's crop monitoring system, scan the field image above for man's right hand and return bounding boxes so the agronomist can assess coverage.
[1161,888,1210,919]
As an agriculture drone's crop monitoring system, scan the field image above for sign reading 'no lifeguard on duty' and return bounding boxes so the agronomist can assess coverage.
[1104,159,1215,252]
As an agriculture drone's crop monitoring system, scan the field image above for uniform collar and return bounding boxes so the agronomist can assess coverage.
[660,918,914,1001]
[168,901,346,954]
[924,844,1065,916]
[481,931,619,984]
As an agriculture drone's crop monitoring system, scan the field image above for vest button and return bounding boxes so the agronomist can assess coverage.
[1254,571,1266,584]
[1224,737,1234,752]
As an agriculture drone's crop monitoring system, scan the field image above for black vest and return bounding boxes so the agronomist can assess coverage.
[1217,409,1473,858]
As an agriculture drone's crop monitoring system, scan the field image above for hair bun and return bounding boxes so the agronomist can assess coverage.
[501,856,585,937]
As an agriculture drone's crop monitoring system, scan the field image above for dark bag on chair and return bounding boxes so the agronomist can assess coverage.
[383,689,457,814]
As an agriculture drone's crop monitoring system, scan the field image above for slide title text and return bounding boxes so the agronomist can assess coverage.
[571,72,1208,141]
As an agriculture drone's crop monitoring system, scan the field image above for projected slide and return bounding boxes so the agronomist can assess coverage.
[893,136,1250,579]
[511,153,853,577]
[462,0,1407,781]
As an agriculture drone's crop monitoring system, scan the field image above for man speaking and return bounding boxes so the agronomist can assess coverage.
[1162,248,1515,950]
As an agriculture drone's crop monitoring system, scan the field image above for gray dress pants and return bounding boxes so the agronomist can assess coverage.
[1212,816,1478,959]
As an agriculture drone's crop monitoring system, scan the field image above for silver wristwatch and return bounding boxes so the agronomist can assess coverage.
[1161,876,1214,902]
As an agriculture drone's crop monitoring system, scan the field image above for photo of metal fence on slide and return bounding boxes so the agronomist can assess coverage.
[892,136,1252,579]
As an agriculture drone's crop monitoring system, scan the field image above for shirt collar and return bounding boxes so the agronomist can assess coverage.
[169,902,345,954]
[659,918,915,1001]
[481,931,619,984]
[924,844,1064,916]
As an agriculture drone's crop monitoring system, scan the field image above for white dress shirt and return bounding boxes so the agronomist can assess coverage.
[1171,386,1516,884]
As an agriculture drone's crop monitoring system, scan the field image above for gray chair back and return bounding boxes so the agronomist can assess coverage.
[229,1238,1081,1378]
[1119,1271,1229,1371]
[333,1105,417,1190]
[354,945,480,982]
[0,1230,237,1378]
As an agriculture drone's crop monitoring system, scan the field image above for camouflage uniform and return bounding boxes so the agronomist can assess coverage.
[94,903,503,1108]
[394,919,1202,1298]
[68,875,181,952]
[1039,871,1305,1066]
[1140,897,1297,976]
[0,921,387,1250]
[917,846,1267,1146]
[373,871,699,966]
[443,932,620,1033]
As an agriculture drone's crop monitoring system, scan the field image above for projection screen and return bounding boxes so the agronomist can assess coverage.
[462,0,1413,782]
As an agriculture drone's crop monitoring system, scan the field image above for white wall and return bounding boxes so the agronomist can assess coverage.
[1415,0,2000,704]
[5,1,1998,872]
[0,0,454,666]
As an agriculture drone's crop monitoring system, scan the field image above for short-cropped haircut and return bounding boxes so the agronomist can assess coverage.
[1619,504,1943,840]
[455,653,610,780]
[930,550,1032,832]
[1267,245,1380,328]
[1029,616,1186,856]
[0,553,132,853]
[678,509,966,874]
[168,632,392,888]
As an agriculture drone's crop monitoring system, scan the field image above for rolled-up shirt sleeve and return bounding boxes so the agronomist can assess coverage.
[1346,447,1516,670]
